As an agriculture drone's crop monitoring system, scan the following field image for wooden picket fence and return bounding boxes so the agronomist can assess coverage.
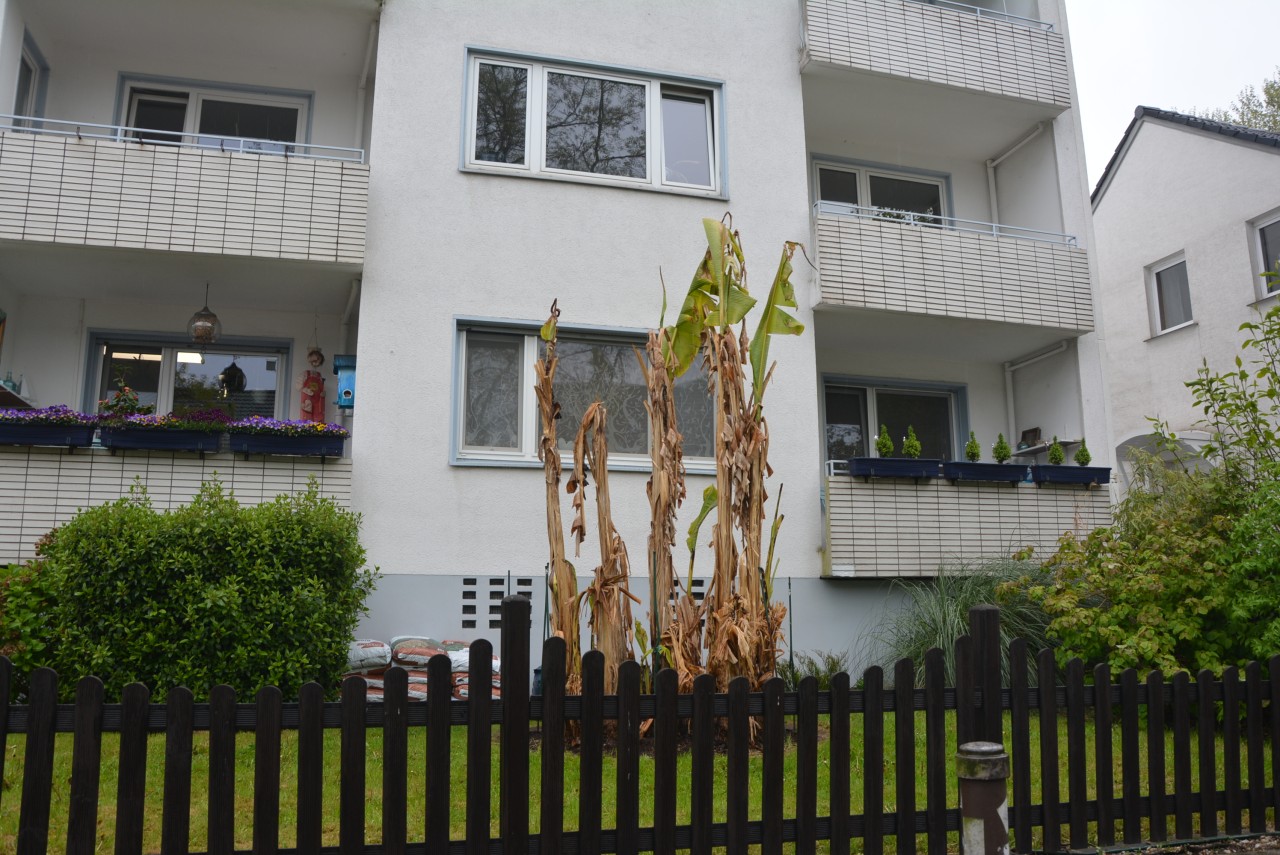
[3,598,1280,854]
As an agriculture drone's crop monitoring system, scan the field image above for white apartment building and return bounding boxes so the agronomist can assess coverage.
[1092,107,1280,476]
[0,0,1110,655]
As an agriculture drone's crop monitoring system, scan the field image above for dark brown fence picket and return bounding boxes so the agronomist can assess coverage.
[8,602,1280,855]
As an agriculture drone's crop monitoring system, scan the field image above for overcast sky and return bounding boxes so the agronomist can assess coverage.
[1067,0,1280,191]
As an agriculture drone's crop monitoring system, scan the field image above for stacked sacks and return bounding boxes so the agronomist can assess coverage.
[342,639,393,701]
[391,636,502,700]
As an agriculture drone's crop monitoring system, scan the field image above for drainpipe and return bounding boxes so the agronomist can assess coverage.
[340,279,360,355]
[1002,340,1067,442]
[353,19,379,155]
[985,122,1045,236]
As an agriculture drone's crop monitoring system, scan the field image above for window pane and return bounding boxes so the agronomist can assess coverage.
[14,55,35,115]
[100,346,163,412]
[875,391,952,460]
[825,386,868,460]
[1155,261,1193,330]
[131,94,188,145]
[673,358,715,459]
[173,352,277,419]
[551,339,648,454]
[818,168,859,210]
[465,333,522,449]
[198,100,298,152]
[661,93,711,187]
[1261,221,1280,290]
[869,175,941,221]
[475,63,528,165]
[545,71,646,178]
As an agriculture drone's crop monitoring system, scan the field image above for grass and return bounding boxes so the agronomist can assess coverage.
[0,710,1271,853]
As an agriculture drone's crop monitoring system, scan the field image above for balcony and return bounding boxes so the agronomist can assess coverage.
[0,444,353,564]
[803,0,1070,108]
[0,116,368,264]
[825,465,1112,577]
[815,207,1093,332]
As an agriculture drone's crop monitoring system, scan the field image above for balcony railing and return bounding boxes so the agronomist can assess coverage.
[904,0,1053,31]
[824,467,1112,577]
[815,201,1077,246]
[0,114,365,163]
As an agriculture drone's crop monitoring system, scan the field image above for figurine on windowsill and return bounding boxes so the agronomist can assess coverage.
[300,348,326,423]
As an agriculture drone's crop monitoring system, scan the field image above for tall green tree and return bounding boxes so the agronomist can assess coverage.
[1193,66,1280,131]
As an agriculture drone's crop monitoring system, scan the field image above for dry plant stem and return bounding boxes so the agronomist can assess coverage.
[641,330,685,669]
[570,402,638,693]
[534,308,581,688]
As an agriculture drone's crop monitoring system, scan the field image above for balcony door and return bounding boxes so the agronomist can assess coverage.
[126,83,307,154]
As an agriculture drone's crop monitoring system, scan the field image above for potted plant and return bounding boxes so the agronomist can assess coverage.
[99,409,229,454]
[227,416,349,458]
[0,405,98,449]
[1031,435,1111,487]
[941,430,1029,485]
[848,424,940,480]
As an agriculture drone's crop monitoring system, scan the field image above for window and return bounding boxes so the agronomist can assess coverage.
[466,54,722,194]
[816,164,945,224]
[457,326,715,467]
[824,383,956,461]
[1149,257,1193,333]
[11,33,46,126]
[123,79,308,154]
[1257,213,1280,293]
[93,339,288,419]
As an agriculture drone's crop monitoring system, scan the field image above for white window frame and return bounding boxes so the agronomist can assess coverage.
[813,162,948,221]
[122,79,309,151]
[464,52,723,197]
[1145,253,1195,336]
[822,379,962,461]
[13,49,38,117]
[454,323,716,472]
[88,335,290,419]
[1252,208,1280,298]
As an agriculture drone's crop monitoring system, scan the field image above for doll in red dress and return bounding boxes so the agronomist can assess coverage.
[300,348,326,422]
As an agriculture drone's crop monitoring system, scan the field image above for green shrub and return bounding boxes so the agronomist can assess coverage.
[1074,439,1092,466]
[965,431,981,462]
[902,426,922,459]
[992,433,1012,464]
[1047,436,1065,465]
[866,556,1053,687]
[875,424,894,457]
[776,648,852,691]
[4,480,377,701]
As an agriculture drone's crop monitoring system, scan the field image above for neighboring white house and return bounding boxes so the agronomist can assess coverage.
[1092,107,1280,477]
[0,0,1110,654]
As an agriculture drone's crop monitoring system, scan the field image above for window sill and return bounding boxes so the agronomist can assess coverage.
[1144,320,1197,342]
[1248,292,1279,309]
[452,454,716,476]
[460,165,728,201]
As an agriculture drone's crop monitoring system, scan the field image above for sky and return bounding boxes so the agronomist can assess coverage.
[1066,0,1280,191]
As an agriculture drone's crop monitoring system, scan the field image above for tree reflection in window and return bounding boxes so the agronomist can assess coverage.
[475,63,528,165]
[464,333,522,449]
[545,72,646,178]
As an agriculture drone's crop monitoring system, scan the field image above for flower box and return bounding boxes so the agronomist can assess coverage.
[0,423,97,449]
[1030,465,1112,487]
[99,427,223,453]
[847,457,942,480]
[229,432,346,458]
[941,461,1030,485]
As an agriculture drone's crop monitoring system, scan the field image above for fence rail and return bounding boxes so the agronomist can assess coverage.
[3,600,1280,854]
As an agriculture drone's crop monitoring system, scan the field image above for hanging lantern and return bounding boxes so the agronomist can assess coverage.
[188,283,221,346]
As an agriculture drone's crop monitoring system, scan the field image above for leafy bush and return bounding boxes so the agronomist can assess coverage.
[1047,436,1065,465]
[1,480,377,701]
[1074,439,1092,466]
[776,648,851,691]
[992,433,1012,464]
[867,556,1053,687]
[875,424,894,457]
[965,431,981,462]
[902,426,922,459]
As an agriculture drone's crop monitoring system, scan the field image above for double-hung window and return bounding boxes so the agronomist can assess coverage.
[815,163,946,225]
[1148,256,1193,334]
[123,78,309,155]
[458,325,715,468]
[466,54,722,195]
[91,337,288,419]
[824,382,957,461]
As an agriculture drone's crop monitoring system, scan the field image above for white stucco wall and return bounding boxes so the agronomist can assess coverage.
[0,0,25,113]
[355,1,823,582]
[1094,120,1280,454]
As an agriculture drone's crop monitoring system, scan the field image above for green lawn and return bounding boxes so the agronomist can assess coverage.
[0,711,1269,853]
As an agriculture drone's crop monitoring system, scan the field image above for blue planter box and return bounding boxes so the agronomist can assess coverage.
[1030,465,1112,487]
[0,423,96,448]
[229,433,346,457]
[847,458,941,480]
[99,427,223,453]
[941,461,1030,485]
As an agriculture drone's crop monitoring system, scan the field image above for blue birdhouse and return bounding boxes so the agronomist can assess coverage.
[333,354,356,409]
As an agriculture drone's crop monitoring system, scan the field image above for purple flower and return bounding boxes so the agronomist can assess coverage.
[0,405,98,426]
[227,415,350,438]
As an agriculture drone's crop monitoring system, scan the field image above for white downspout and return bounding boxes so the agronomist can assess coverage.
[353,19,378,155]
[1003,339,1068,441]
[985,122,1045,235]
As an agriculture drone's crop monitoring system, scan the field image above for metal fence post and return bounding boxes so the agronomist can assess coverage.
[958,741,1010,855]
